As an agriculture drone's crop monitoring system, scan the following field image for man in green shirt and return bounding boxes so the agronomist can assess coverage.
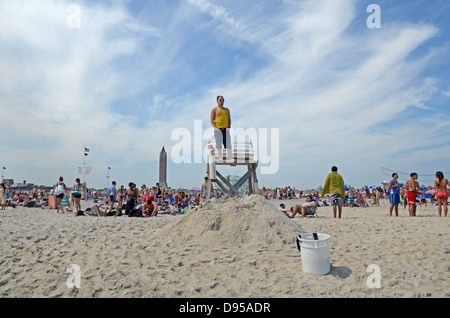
[321,166,345,218]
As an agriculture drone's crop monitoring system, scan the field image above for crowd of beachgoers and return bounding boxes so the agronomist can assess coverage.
[1,179,447,214]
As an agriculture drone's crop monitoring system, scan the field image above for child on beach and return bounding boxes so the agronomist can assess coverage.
[434,171,449,217]
[405,173,422,217]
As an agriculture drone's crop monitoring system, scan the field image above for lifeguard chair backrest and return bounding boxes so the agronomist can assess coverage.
[233,141,255,162]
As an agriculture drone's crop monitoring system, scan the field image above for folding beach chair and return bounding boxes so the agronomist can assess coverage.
[305,209,319,218]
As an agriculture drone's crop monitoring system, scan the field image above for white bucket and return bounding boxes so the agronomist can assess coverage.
[296,233,331,275]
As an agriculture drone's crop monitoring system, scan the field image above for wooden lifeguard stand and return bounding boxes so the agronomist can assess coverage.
[206,141,259,199]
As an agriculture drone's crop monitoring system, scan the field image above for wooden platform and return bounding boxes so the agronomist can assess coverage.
[207,141,259,198]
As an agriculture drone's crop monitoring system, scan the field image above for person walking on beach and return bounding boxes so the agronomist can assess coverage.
[388,173,401,216]
[109,181,117,209]
[210,95,233,162]
[434,171,449,217]
[405,172,422,217]
[53,176,67,214]
[321,166,345,218]
[0,183,7,210]
[72,178,83,213]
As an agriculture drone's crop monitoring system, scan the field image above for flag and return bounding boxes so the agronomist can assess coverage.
[84,147,90,152]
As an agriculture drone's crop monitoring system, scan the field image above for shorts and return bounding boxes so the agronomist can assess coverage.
[305,208,316,215]
[389,194,400,205]
[73,194,81,199]
[407,192,416,206]
[330,193,343,206]
[86,210,97,216]
[110,195,115,202]
[214,128,231,149]
[56,193,64,199]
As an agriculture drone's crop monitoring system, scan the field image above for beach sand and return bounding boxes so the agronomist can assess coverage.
[0,195,448,298]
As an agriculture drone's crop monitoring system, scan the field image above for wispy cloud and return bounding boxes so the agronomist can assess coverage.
[1,0,449,188]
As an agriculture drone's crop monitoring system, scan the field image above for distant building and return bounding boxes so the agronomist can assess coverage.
[1,179,14,186]
[159,147,167,188]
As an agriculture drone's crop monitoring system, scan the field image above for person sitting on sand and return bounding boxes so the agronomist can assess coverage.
[260,187,269,199]
[142,199,159,217]
[290,195,318,218]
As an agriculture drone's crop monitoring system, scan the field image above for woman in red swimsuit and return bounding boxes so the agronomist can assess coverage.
[434,171,449,217]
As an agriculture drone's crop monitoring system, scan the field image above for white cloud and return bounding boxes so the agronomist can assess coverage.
[1,0,448,188]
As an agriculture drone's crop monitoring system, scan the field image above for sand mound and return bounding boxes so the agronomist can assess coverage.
[155,195,303,249]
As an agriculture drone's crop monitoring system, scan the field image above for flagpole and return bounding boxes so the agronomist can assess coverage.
[83,149,86,185]
[107,167,110,190]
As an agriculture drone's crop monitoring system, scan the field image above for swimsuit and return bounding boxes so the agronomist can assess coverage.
[437,191,448,198]
[0,189,6,205]
[407,192,416,206]
[330,193,343,206]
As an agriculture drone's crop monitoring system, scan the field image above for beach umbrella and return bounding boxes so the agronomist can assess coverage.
[190,187,200,192]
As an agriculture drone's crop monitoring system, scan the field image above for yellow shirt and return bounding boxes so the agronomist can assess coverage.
[215,107,229,128]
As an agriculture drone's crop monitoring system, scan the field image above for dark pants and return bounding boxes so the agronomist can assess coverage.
[125,199,135,215]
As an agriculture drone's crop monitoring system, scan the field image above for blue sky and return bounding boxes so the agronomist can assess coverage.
[1,0,449,190]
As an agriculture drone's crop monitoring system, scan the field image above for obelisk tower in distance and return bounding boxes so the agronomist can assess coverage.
[159,146,167,187]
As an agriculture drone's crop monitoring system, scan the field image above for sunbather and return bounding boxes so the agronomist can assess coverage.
[290,195,318,218]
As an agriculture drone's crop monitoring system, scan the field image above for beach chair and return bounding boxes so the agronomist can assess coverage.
[305,209,319,218]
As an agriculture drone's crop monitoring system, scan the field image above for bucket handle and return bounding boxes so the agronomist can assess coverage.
[296,233,319,251]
